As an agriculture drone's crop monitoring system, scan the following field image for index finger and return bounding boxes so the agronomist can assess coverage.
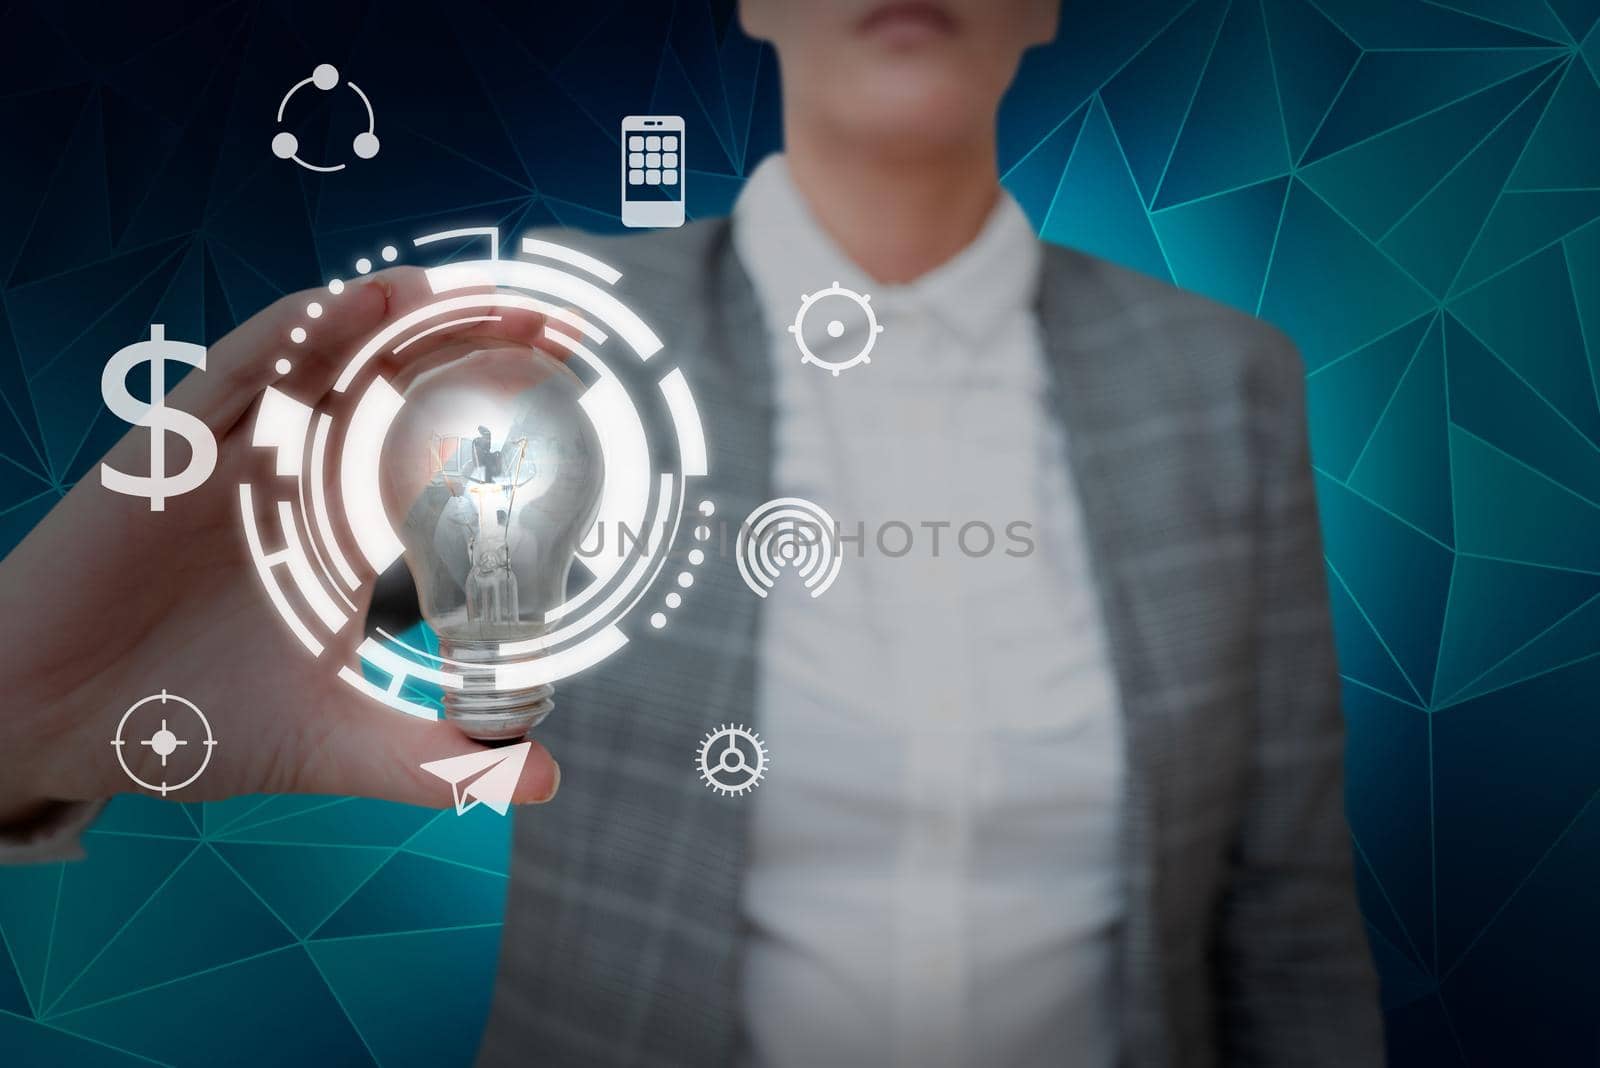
[171,266,553,440]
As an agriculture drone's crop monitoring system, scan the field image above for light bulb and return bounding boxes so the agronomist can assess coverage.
[380,346,604,741]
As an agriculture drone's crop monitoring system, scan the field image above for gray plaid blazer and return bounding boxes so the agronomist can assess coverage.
[476,220,1384,1067]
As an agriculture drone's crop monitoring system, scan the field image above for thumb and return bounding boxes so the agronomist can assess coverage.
[291,702,560,808]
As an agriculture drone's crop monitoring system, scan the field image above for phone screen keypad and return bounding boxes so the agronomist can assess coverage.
[628,134,680,187]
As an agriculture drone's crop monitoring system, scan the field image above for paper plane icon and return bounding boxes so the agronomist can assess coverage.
[419,742,532,816]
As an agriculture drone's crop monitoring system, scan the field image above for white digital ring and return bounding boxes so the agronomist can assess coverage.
[239,227,710,720]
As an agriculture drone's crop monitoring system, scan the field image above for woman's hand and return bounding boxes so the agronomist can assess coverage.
[0,268,561,824]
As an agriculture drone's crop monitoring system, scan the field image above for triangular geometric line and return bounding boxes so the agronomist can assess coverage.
[1452,550,1600,575]
[1308,311,1436,378]
[437,13,542,195]
[301,943,384,1067]
[201,844,300,944]
[308,920,505,945]
[20,239,188,387]
[200,796,278,839]
[1448,314,1600,462]
[1432,991,1471,1059]
[1316,463,1457,552]
[998,0,1209,189]
[1445,56,1579,295]
[733,43,769,175]
[1101,102,1180,277]
[1302,47,1567,169]
[1253,169,1295,315]
[207,797,355,841]
[0,439,53,488]
[1378,59,1566,245]
[1454,419,1600,512]
[1150,2,1234,208]
[1292,57,1360,170]
[39,844,198,1019]
[1342,672,1428,711]
[1453,196,1600,301]
[1038,101,1097,237]
[0,914,37,1018]
[390,120,537,196]
[1297,178,1441,303]
[1437,641,1600,713]
[106,11,253,244]
[305,811,448,941]
[673,16,741,170]
[1258,0,1296,158]
[1001,0,1212,186]
[1564,239,1600,421]
[1438,780,1600,981]
[1004,97,1088,189]
[45,944,298,1024]
[1435,587,1600,706]
[1346,312,1439,482]
[397,847,509,881]
[0,296,54,477]
[1,90,96,289]
[36,865,64,1019]
[1425,554,1461,705]
[0,488,56,520]
[1352,829,1434,974]
[1326,556,1428,704]
[1425,0,1575,45]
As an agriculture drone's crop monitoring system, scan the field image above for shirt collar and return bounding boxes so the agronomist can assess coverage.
[732,154,1041,348]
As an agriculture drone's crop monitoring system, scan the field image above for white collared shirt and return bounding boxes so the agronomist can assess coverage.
[731,156,1126,1068]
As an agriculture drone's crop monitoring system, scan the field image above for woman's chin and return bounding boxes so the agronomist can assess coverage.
[826,86,993,152]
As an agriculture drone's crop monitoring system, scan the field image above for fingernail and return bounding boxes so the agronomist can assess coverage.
[535,760,560,803]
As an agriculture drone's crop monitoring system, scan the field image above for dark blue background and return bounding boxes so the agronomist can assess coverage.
[2,1,1599,1064]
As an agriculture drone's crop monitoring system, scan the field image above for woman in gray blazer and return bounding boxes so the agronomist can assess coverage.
[0,2,1382,1065]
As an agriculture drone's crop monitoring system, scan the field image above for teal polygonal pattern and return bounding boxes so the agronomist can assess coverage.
[3,1,1600,1065]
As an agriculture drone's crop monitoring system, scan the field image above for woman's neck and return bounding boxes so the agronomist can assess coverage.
[782,116,1002,286]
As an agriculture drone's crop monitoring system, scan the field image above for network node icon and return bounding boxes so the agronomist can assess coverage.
[271,63,380,173]
[110,690,217,797]
[788,281,884,376]
[697,723,768,797]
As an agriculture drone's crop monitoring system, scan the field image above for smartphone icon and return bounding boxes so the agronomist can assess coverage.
[621,115,685,229]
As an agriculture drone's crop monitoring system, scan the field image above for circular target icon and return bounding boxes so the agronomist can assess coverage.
[110,690,217,796]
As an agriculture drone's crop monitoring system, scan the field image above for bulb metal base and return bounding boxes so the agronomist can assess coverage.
[439,638,554,742]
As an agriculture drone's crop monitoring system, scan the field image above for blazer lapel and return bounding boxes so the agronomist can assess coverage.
[1035,245,1178,1067]
[485,220,775,1067]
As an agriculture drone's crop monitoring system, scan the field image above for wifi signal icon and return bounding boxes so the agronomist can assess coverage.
[737,497,844,599]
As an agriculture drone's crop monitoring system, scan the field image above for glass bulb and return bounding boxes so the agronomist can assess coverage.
[381,346,604,741]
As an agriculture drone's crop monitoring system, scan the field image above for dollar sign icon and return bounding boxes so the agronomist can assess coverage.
[100,324,217,511]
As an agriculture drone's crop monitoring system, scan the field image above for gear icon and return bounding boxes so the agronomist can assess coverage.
[788,281,884,376]
[697,723,768,796]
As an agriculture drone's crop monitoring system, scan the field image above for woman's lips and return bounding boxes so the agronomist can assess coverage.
[858,1,960,42]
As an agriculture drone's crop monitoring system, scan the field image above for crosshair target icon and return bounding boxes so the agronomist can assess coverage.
[110,690,217,796]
